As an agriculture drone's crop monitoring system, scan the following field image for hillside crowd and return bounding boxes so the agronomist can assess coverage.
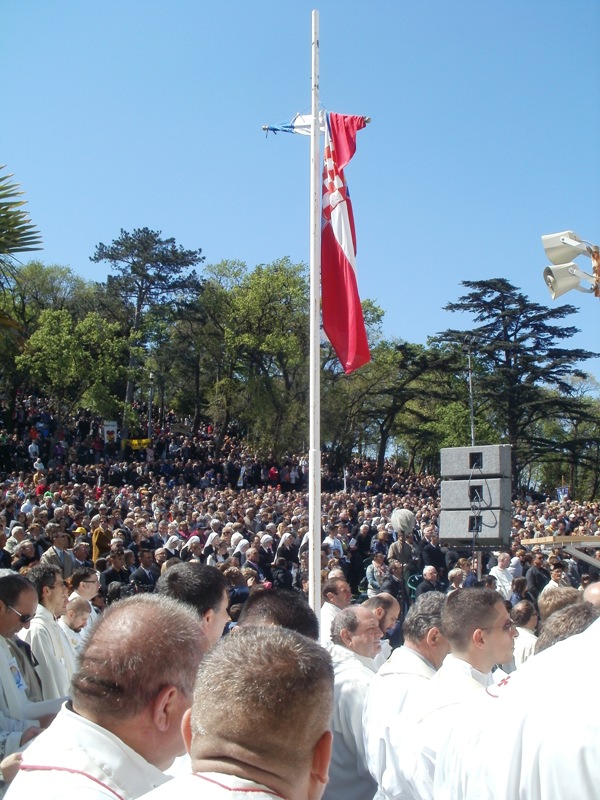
[0,398,598,798]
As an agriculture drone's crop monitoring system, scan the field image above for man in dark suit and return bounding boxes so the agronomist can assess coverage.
[415,566,444,599]
[526,551,550,603]
[100,549,130,593]
[70,538,94,569]
[129,547,158,592]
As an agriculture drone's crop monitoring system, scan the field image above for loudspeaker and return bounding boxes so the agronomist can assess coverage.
[543,264,582,300]
[440,445,512,546]
[439,509,511,543]
[441,478,511,511]
[440,445,511,479]
[541,231,581,266]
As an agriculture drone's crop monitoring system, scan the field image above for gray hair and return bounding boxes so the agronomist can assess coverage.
[331,606,365,645]
[402,592,445,643]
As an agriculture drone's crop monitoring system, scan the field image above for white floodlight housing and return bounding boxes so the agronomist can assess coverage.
[543,264,595,299]
[541,231,589,265]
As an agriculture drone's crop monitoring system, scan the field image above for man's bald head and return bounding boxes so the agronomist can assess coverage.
[583,581,600,607]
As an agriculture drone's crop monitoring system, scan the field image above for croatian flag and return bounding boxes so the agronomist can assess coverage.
[321,112,370,373]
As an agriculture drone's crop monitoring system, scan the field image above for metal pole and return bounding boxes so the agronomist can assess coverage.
[148,372,154,439]
[308,9,322,621]
[464,343,475,447]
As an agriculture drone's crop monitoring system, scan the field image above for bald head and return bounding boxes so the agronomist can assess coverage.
[72,594,207,721]
[583,581,600,607]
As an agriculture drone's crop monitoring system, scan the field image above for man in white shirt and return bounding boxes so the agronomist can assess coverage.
[7,594,208,800]
[58,595,91,656]
[319,576,352,647]
[382,589,518,800]
[435,617,600,800]
[364,592,449,794]
[324,606,382,800]
[489,553,513,600]
[362,592,401,670]
[0,573,59,761]
[19,565,71,700]
[138,626,334,800]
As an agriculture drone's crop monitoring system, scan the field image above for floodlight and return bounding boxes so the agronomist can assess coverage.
[543,264,595,300]
[541,230,599,300]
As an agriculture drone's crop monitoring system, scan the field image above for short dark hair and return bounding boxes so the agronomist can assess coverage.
[70,567,97,592]
[442,589,503,649]
[0,573,37,606]
[321,577,348,602]
[238,587,318,640]
[156,562,227,618]
[510,599,537,627]
[26,564,61,603]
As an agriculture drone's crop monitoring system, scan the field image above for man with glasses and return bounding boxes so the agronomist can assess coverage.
[382,589,518,800]
[0,573,59,763]
[8,595,208,800]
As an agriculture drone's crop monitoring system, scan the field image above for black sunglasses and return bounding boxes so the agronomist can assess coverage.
[7,604,34,624]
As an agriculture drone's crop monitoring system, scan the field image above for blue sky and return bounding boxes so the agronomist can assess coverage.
[3,1,600,380]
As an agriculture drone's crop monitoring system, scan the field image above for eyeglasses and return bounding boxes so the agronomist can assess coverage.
[483,621,517,633]
[6,605,34,624]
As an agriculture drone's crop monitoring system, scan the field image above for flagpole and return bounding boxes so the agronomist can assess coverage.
[308,9,322,621]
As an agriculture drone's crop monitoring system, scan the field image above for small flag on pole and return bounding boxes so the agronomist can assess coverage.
[321,112,370,373]
[262,112,325,136]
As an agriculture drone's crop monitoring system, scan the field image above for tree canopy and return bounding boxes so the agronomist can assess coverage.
[435,278,597,487]
[0,251,598,498]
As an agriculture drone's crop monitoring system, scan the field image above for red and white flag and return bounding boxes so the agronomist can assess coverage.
[321,112,370,374]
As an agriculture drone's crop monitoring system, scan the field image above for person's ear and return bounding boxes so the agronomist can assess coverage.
[339,628,352,648]
[310,730,333,787]
[151,685,179,732]
[426,626,440,647]
[181,707,193,752]
[473,628,486,648]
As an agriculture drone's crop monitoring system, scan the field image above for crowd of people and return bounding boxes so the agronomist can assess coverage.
[0,402,599,797]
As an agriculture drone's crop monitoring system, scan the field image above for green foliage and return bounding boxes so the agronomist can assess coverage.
[15,309,125,420]
[90,228,205,436]
[436,278,597,488]
[0,166,42,264]
[322,340,459,475]
[2,255,600,499]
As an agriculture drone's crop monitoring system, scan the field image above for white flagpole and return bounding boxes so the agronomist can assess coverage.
[308,9,322,620]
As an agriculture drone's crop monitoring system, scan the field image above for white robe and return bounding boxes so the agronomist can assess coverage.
[0,636,62,757]
[382,654,492,800]
[434,618,600,800]
[6,702,170,800]
[318,602,341,647]
[364,645,436,791]
[19,604,71,700]
[323,644,377,800]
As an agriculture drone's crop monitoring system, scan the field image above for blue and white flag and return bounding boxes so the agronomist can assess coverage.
[263,111,325,136]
